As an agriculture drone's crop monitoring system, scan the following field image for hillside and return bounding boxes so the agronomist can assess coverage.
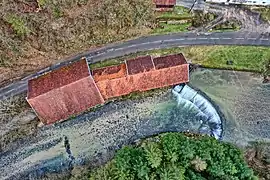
[0,0,154,85]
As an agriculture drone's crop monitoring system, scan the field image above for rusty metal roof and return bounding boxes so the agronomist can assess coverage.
[92,64,127,82]
[96,53,189,100]
[27,58,105,124]
[126,56,155,75]
[28,59,90,99]
[153,53,187,70]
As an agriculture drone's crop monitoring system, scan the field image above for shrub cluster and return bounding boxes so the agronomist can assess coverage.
[90,133,257,180]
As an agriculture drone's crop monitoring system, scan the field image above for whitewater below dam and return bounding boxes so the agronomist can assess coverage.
[0,68,269,179]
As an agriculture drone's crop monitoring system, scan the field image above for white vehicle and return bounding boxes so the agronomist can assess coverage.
[205,0,270,6]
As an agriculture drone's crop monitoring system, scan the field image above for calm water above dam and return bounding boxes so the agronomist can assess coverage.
[1,68,269,180]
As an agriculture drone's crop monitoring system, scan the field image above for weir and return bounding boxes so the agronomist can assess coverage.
[172,84,223,139]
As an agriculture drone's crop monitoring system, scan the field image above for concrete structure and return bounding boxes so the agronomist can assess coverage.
[93,54,189,100]
[153,0,176,11]
[27,59,104,125]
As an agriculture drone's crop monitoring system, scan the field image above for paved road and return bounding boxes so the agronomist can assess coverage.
[176,0,225,11]
[0,31,270,100]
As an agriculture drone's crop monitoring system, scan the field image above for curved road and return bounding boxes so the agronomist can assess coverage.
[0,31,270,99]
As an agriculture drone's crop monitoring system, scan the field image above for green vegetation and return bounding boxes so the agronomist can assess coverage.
[5,14,30,37]
[153,6,192,34]
[153,6,218,34]
[156,6,192,20]
[184,46,270,72]
[191,10,217,28]
[211,20,241,32]
[153,23,191,34]
[89,58,126,69]
[37,0,48,9]
[89,132,257,180]
[89,46,270,72]
[262,59,270,78]
[253,7,270,22]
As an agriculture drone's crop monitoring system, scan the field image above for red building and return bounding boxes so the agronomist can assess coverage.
[153,0,176,11]
[27,59,104,125]
[93,54,189,100]
[27,54,189,124]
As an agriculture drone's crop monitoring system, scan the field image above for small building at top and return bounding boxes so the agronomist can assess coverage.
[153,0,176,11]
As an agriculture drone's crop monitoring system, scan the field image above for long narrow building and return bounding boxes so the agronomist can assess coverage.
[27,54,189,124]
[93,54,189,100]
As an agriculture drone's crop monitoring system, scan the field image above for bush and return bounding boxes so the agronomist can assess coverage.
[5,14,30,37]
[89,133,258,180]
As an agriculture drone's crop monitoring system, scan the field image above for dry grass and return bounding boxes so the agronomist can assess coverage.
[245,142,270,179]
[0,95,30,124]
[0,94,38,152]
[0,118,39,152]
[0,0,155,85]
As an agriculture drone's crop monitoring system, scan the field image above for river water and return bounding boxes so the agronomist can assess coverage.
[0,68,269,179]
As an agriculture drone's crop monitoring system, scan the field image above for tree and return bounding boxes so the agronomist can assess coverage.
[89,133,258,180]
[144,142,163,169]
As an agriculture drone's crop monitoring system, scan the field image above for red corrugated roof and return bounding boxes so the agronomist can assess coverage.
[95,53,189,100]
[126,56,155,75]
[96,64,189,100]
[153,54,187,69]
[92,64,127,82]
[153,0,176,5]
[27,58,105,124]
[27,77,105,124]
[28,59,90,99]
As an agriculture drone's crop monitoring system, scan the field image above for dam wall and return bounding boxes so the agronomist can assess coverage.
[172,84,223,139]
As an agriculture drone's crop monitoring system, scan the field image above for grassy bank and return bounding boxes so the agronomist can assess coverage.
[90,46,270,72]
[153,6,192,34]
[152,6,217,34]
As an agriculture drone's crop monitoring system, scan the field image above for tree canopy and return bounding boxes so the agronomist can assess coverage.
[90,133,257,180]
